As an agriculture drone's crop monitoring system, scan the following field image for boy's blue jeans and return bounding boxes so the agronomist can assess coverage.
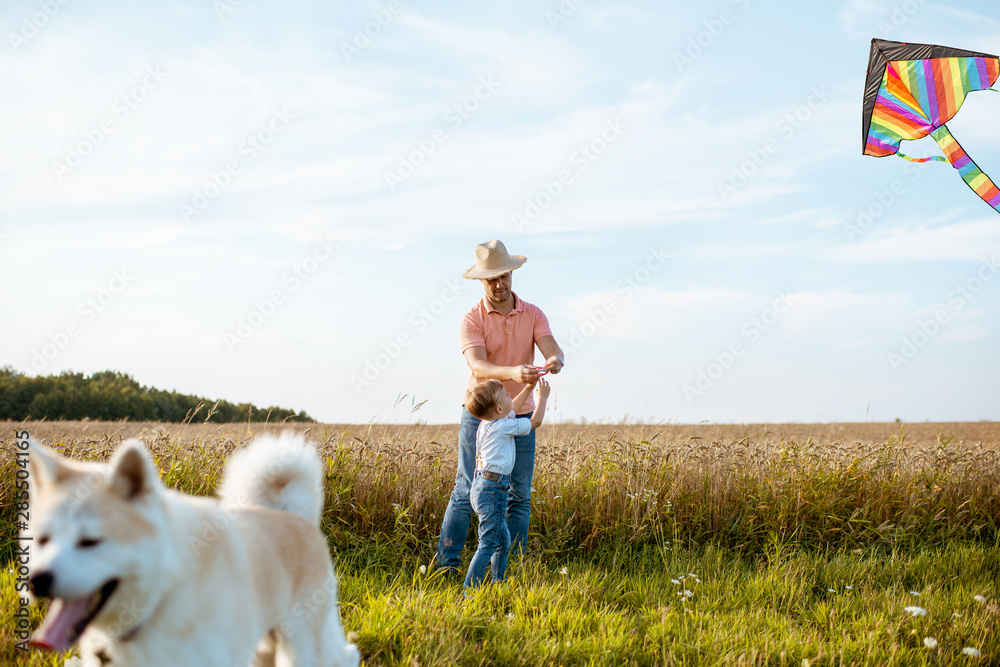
[464,470,511,588]
[436,408,535,571]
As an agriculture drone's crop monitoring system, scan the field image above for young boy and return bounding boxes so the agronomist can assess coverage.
[462,377,550,589]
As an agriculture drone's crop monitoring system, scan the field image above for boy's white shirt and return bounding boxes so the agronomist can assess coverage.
[475,410,532,475]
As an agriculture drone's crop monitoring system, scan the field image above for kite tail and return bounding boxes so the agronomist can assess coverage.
[896,152,948,163]
[930,125,1000,213]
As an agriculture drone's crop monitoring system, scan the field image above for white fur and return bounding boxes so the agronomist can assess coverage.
[25,432,359,667]
[219,432,325,527]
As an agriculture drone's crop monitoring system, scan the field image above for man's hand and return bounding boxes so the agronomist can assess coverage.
[544,355,564,375]
[510,365,541,383]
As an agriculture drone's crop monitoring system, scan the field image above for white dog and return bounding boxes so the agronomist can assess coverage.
[24,432,360,667]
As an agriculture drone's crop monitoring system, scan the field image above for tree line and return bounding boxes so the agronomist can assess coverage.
[0,368,314,423]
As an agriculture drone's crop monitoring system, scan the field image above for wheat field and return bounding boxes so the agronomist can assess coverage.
[2,420,998,665]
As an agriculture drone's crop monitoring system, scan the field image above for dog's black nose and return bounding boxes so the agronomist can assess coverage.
[29,571,54,598]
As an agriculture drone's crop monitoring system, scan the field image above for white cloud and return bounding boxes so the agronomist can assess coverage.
[839,0,1000,44]
[830,219,1000,261]
[561,288,750,343]
[940,324,989,343]
[838,0,896,40]
[780,290,909,340]
[390,13,588,100]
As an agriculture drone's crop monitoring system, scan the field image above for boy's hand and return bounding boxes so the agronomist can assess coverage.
[528,378,551,431]
[535,377,551,400]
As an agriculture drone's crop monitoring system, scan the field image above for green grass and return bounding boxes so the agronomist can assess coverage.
[4,542,996,665]
[337,541,999,666]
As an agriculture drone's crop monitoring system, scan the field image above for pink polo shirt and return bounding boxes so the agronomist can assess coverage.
[460,293,552,415]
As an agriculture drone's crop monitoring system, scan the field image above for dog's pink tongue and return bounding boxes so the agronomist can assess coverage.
[30,597,92,652]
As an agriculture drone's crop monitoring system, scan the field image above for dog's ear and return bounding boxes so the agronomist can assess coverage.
[108,440,158,501]
[28,438,72,491]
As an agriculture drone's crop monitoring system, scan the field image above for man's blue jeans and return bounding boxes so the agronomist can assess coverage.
[436,408,535,571]
[464,471,511,588]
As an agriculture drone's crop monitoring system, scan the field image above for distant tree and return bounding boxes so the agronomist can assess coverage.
[0,368,315,423]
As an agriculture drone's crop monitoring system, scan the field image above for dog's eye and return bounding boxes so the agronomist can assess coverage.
[38,535,50,546]
[77,538,102,548]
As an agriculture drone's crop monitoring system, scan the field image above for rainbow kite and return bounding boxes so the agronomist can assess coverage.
[862,38,1000,213]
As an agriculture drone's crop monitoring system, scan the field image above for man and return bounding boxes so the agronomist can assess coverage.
[436,239,564,573]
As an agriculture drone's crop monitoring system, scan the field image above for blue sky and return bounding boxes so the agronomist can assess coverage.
[2,0,998,424]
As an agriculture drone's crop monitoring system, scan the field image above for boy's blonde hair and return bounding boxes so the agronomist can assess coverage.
[465,379,506,420]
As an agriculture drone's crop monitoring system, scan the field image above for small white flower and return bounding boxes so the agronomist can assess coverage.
[904,606,927,617]
[688,573,698,578]
[419,565,427,574]
[962,647,981,657]
[844,585,853,590]
[827,589,836,593]
[560,566,568,576]
[671,579,681,585]
[974,595,987,603]
[507,612,515,620]
[953,612,962,618]
[682,589,694,598]
[910,591,921,596]
[923,637,938,649]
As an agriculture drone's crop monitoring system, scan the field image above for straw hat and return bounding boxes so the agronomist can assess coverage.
[462,240,527,280]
